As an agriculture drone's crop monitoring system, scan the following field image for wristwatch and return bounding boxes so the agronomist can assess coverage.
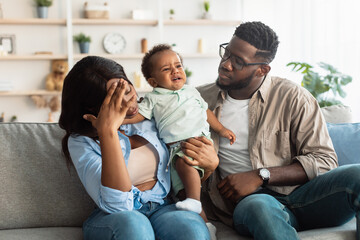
[259,168,270,187]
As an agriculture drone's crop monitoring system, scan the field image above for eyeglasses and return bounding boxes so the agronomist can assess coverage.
[219,43,268,71]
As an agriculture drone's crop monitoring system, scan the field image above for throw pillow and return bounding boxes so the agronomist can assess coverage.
[327,122,360,165]
[321,104,352,123]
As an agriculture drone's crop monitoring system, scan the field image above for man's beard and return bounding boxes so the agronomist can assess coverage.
[216,71,255,91]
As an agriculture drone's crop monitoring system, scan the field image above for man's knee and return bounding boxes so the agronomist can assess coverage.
[234,194,284,223]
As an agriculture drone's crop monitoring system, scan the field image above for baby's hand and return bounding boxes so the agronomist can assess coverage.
[219,127,236,145]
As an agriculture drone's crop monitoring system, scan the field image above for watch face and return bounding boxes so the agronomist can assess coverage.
[103,33,126,54]
[260,168,270,179]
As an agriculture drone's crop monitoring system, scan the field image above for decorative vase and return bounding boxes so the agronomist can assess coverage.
[37,6,48,19]
[79,42,90,54]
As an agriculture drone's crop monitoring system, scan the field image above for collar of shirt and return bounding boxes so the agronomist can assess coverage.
[257,74,272,103]
[153,85,187,95]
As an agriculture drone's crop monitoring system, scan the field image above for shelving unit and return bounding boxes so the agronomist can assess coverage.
[0,0,241,121]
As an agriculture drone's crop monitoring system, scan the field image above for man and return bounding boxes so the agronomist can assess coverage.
[195,21,360,239]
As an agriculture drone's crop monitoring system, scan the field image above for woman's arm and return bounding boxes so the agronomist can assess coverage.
[180,136,219,182]
[84,80,136,191]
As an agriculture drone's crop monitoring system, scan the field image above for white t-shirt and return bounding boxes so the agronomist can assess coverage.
[218,94,252,179]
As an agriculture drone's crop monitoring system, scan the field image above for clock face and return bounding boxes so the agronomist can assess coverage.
[103,33,126,54]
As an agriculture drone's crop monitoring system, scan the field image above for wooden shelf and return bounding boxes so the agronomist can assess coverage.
[164,19,241,26]
[73,53,145,60]
[0,53,218,61]
[0,90,61,96]
[0,18,66,25]
[0,18,239,26]
[73,53,218,60]
[0,88,151,96]
[72,18,158,26]
[0,54,67,60]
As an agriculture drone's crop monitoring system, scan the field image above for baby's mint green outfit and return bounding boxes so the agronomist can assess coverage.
[138,85,211,195]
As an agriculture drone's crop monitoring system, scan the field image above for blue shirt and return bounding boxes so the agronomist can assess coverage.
[68,119,170,213]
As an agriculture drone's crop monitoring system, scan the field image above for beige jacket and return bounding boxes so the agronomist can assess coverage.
[198,75,338,226]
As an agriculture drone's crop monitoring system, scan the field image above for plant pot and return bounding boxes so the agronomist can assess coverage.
[37,6,48,19]
[202,12,212,20]
[79,42,90,54]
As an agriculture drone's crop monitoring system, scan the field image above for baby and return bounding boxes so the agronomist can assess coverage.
[123,44,236,236]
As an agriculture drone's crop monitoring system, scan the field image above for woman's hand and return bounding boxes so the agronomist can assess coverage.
[83,80,136,136]
[180,136,219,181]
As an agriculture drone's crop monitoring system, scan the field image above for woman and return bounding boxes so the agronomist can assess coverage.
[59,56,218,239]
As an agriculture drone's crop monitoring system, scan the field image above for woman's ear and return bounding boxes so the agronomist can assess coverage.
[147,78,158,87]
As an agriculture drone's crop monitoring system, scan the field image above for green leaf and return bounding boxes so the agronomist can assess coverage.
[73,33,91,43]
[287,61,352,104]
[34,0,53,7]
[337,85,346,98]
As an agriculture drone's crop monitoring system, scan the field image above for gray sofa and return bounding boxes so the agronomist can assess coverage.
[0,120,357,239]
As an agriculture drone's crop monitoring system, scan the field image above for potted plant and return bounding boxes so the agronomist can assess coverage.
[287,61,352,107]
[185,67,193,85]
[202,1,211,19]
[34,0,53,19]
[73,33,91,54]
[169,9,175,20]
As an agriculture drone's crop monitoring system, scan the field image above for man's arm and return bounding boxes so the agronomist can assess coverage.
[217,162,308,203]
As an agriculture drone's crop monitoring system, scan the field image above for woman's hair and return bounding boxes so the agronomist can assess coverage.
[234,21,279,63]
[59,56,132,168]
[141,44,183,80]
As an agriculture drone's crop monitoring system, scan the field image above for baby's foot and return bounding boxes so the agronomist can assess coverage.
[206,222,217,240]
[175,198,202,214]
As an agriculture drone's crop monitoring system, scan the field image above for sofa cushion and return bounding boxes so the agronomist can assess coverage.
[0,123,95,230]
[321,105,353,123]
[0,227,82,240]
[213,218,356,240]
[327,122,360,166]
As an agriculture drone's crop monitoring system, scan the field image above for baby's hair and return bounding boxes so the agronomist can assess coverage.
[141,44,183,80]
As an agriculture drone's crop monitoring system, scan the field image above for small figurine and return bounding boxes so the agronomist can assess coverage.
[141,38,148,53]
[45,60,69,91]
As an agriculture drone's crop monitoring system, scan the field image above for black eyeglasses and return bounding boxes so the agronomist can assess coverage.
[219,43,268,71]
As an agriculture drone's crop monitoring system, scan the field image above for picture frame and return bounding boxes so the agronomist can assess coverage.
[0,35,16,54]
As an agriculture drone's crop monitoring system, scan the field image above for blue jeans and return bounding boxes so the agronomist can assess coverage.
[83,199,210,240]
[233,165,360,240]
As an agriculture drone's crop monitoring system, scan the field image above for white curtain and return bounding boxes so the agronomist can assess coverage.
[241,0,360,122]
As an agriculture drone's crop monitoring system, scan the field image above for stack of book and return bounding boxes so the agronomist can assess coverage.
[0,80,13,91]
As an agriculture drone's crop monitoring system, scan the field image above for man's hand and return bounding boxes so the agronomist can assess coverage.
[180,136,219,181]
[217,170,263,203]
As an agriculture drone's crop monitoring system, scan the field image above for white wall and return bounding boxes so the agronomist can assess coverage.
[240,0,360,122]
[0,0,359,122]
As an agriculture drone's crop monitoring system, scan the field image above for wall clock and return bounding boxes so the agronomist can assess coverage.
[103,33,126,54]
